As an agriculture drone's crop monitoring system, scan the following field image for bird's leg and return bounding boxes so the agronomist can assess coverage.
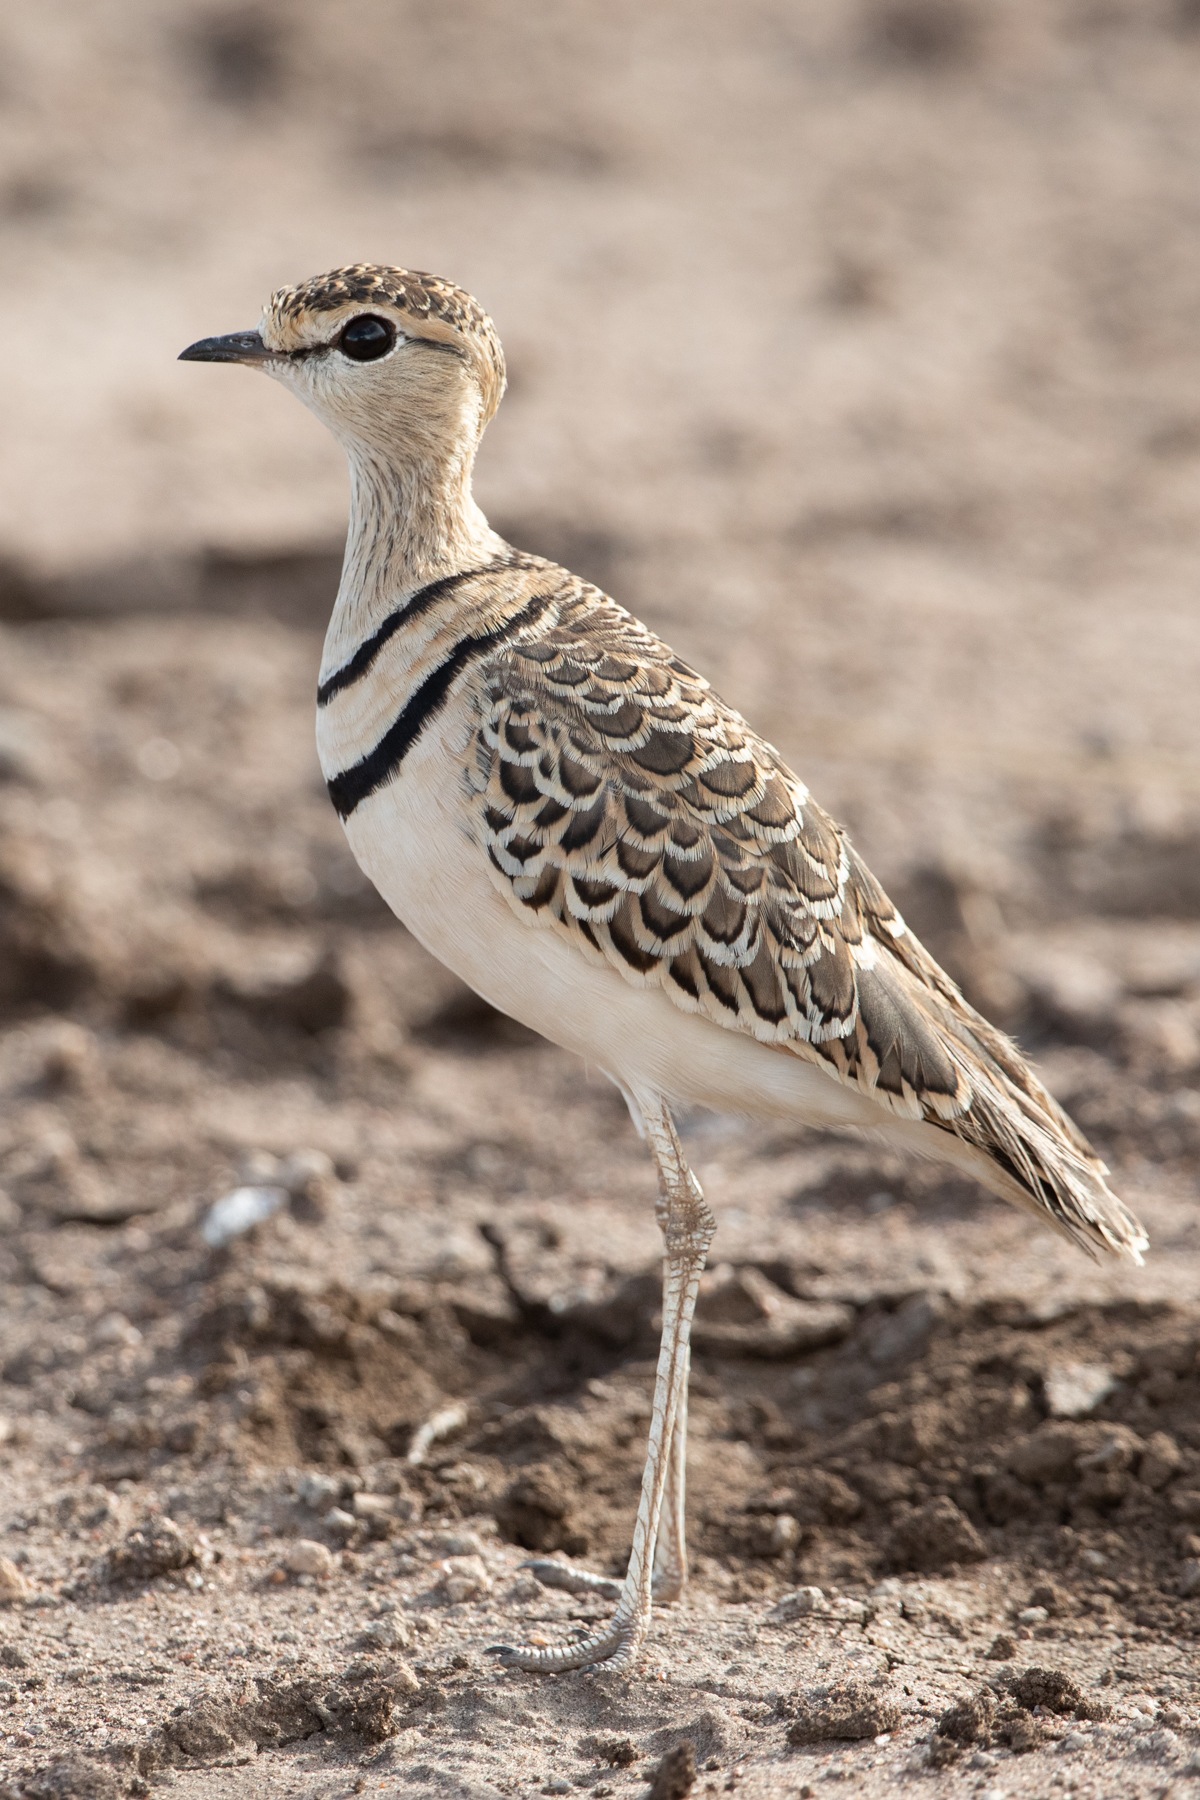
[495,1099,714,1672]
[650,1343,689,1602]
[520,1378,688,1605]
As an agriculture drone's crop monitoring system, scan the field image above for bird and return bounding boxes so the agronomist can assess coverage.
[181,264,1147,1675]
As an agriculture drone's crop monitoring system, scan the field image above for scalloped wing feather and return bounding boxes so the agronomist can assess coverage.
[472,590,968,1124]
[467,584,1145,1262]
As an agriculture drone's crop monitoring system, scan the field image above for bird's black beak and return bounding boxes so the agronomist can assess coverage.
[178,330,279,366]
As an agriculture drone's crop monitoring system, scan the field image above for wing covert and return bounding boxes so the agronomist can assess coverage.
[470,589,970,1124]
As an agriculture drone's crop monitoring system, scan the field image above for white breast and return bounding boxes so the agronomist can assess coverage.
[320,699,889,1134]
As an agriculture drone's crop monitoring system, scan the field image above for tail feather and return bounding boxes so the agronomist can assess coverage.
[941,1066,1147,1263]
[881,925,1147,1262]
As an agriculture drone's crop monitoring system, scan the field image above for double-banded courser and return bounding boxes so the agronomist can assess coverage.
[182,265,1146,1673]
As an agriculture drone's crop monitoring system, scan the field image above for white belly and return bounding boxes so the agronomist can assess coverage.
[327,709,887,1134]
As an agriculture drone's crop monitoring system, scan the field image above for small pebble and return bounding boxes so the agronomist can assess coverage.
[768,1586,826,1622]
[1045,1360,1115,1418]
[388,1659,422,1697]
[355,1615,412,1651]
[1060,1731,1088,1752]
[93,1310,142,1348]
[0,1559,27,1605]
[279,1147,336,1200]
[297,1472,341,1510]
[323,1506,357,1540]
[766,1513,801,1554]
[1177,1559,1200,1598]
[352,1492,395,1523]
[439,1554,491,1604]
[1016,1605,1049,1625]
[430,1530,485,1557]
[201,1185,287,1247]
[282,1539,336,1579]
[970,1751,998,1770]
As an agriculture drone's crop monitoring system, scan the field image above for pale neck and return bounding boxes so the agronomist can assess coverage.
[324,443,506,664]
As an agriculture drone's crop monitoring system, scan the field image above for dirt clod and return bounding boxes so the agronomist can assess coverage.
[886,1496,986,1572]
[646,1741,697,1800]
[1006,1666,1109,1721]
[17,1755,122,1800]
[784,1678,901,1744]
[936,1690,997,1746]
[102,1517,195,1584]
[583,1736,638,1768]
[495,1466,586,1554]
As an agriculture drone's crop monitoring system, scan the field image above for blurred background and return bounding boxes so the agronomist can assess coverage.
[5,0,1200,1050]
[8,1,1200,853]
[5,3,1200,1783]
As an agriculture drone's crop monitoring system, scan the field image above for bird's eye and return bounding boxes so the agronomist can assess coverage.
[336,315,397,362]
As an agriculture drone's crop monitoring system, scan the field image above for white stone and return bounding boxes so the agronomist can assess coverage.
[352,1492,394,1522]
[767,1514,801,1554]
[1044,1361,1116,1418]
[282,1539,335,1578]
[201,1185,288,1247]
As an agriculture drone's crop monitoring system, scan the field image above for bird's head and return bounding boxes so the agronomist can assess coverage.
[180,263,506,466]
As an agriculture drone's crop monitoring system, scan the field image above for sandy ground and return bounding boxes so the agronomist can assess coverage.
[4,2,1200,1797]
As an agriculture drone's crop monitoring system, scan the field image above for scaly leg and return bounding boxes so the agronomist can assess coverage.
[651,1344,689,1602]
[494,1098,714,1672]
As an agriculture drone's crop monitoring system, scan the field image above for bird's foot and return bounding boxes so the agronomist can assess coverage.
[519,1559,622,1601]
[489,1608,646,1674]
[489,1556,687,1672]
[520,1558,685,1604]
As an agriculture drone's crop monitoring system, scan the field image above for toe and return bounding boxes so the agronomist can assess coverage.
[523,1558,623,1601]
